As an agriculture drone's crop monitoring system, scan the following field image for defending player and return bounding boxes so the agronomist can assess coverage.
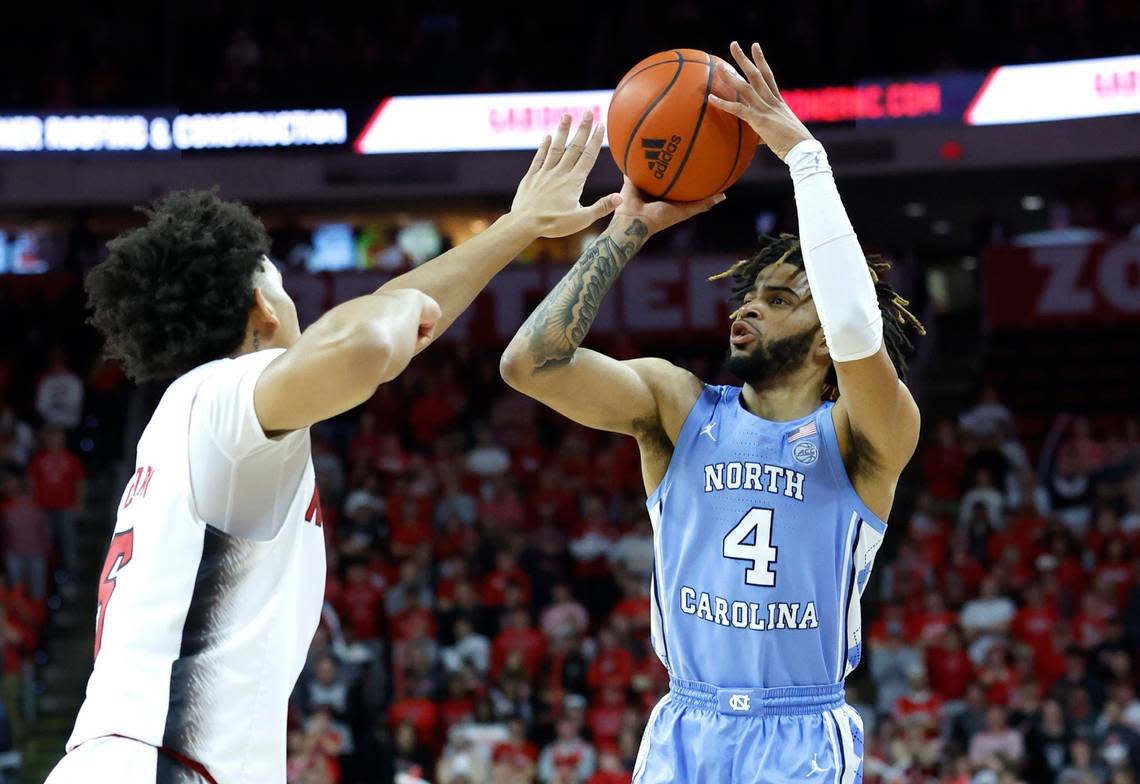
[501,43,923,782]
[47,113,619,784]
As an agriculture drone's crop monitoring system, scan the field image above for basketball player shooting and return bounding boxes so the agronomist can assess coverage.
[46,113,620,784]
[501,42,923,782]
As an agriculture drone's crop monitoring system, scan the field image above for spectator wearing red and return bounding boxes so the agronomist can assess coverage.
[1,475,51,600]
[492,717,539,781]
[921,419,964,504]
[1070,592,1113,649]
[587,627,634,693]
[925,626,975,701]
[944,541,986,597]
[906,590,957,647]
[492,609,546,679]
[345,411,382,466]
[476,476,527,533]
[388,686,440,744]
[1012,583,1060,662]
[27,426,84,575]
[407,384,463,444]
[482,550,532,609]
[335,562,385,642]
[532,469,575,526]
[587,687,628,745]
[894,664,942,724]
[391,593,437,643]
[977,645,1016,705]
[1094,538,1134,609]
[907,493,950,568]
[388,495,433,560]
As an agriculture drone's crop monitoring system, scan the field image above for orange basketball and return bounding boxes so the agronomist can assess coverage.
[608,49,759,202]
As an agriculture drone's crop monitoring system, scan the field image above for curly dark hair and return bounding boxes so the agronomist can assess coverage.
[86,189,271,381]
[711,233,925,399]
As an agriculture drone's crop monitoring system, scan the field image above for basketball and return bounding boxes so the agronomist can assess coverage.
[607,49,760,202]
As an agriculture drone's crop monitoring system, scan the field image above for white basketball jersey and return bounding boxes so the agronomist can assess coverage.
[67,349,327,784]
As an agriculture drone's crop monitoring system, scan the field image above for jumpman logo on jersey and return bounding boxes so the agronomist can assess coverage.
[809,754,827,775]
[699,422,718,442]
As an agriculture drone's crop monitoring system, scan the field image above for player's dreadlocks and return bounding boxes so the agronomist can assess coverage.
[710,233,925,400]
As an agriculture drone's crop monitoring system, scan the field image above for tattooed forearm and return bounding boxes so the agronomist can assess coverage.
[520,219,649,371]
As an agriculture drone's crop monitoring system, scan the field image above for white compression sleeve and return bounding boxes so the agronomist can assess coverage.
[787,139,883,362]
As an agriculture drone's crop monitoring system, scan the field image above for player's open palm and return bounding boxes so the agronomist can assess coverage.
[510,111,623,238]
[709,41,814,161]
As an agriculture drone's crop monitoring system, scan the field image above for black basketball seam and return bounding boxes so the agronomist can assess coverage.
[621,50,686,177]
[660,51,715,200]
[712,103,747,195]
[612,56,708,100]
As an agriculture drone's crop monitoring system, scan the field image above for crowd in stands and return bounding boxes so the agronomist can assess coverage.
[3,252,1140,784]
[0,338,110,779]
[4,0,1138,109]
[269,344,1140,784]
[866,389,1140,784]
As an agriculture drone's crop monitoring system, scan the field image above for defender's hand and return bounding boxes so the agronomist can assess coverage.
[380,288,441,352]
[612,176,724,237]
[510,112,623,238]
[708,41,814,161]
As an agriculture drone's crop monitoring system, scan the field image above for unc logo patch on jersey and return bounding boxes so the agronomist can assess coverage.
[793,440,819,465]
[728,693,751,712]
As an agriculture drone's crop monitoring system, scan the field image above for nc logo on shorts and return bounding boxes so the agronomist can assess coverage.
[793,441,819,465]
[728,694,751,712]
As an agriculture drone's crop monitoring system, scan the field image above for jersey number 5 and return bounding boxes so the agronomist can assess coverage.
[95,529,135,658]
[723,508,777,587]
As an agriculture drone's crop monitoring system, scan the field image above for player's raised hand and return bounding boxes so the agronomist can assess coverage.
[613,176,725,237]
[708,41,814,161]
[510,111,623,238]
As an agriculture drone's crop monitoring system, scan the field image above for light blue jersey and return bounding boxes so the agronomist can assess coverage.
[633,385,883,784]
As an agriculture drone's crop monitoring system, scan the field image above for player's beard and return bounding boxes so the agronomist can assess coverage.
[726,325,818,386]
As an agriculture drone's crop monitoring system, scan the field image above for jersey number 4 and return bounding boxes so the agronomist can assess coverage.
[723,508,778,587]
[95,529,135,658]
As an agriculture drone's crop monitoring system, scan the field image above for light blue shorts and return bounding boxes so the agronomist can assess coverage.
[633,678,864,784]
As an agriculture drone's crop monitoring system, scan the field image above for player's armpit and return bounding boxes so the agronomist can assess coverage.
[500,349,700,440]
[832,345,921,478]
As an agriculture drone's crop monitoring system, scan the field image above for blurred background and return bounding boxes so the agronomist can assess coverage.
[1,2,1139,783]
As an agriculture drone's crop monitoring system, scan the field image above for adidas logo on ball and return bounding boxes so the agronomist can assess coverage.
[642,135,682,179]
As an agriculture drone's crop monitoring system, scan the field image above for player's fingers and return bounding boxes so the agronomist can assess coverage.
[543,113,573,170]
[730,40,770,98]
[708,94,751,122]
[715,60,758,106]
[570,123,606,178]
[527,134,552,175]
[557,111,595,171]
[751,42,782,98]
[689,192,727,216]
[584,192,623,222]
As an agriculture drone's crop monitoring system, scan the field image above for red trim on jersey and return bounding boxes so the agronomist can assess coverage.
[103,735,219,784]
[158,744,219,784]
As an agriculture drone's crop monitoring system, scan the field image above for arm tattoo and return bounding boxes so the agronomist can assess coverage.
[520,219,649,371]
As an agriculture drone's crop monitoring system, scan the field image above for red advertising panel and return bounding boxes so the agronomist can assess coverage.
[984,240,1140,328]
